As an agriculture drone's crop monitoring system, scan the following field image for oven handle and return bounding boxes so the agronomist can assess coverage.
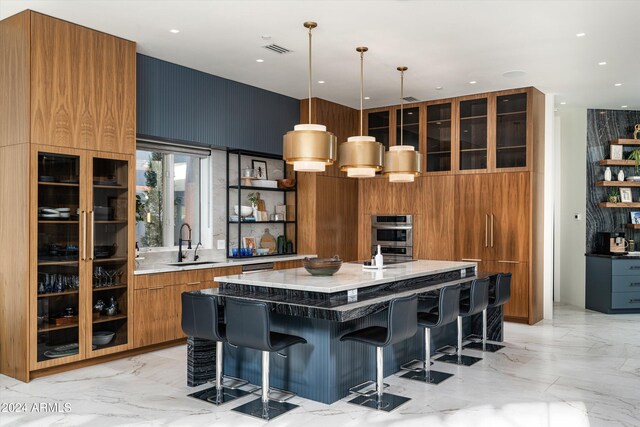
[373,225,413,230]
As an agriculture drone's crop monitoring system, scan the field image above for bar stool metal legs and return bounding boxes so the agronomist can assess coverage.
[401,328,453,384]
[437,316,483,366]
[232,351,298,421]
[464,308,505,353]
[188,341,250,405]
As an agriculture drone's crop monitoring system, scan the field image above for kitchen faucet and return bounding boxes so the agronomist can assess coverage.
[178,223,192,262]
[193,242,202,262]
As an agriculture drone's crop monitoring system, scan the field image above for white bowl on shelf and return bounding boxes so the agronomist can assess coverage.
[92,331,115,346]
[234,205,253,217]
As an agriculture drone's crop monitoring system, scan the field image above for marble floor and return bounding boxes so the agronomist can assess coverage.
[1,304,639,427]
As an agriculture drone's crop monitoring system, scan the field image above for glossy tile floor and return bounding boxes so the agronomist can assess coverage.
[1,304,639,427]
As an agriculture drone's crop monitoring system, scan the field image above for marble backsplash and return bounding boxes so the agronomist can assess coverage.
[586,109,640,253]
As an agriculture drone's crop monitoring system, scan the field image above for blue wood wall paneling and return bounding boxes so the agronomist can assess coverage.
[136,54,299,154]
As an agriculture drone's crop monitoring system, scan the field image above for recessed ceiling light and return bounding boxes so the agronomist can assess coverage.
[614,83,622,87]
[621,105,628,108]
[169,29,180,34]
[598,61,607,65]
[256,59,264,63]
[560,102,566,105]
[502,70,526,78]
[469,81,477,84]
[435,86,443,90]
[318,80,325,84]
[364,96,370,100]
[576,32,586,37]
[261,35,271,40]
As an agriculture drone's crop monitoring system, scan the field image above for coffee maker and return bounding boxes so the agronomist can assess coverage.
[595,232,628,255]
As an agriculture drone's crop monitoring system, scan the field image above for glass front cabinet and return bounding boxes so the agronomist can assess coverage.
[32,146,134,368]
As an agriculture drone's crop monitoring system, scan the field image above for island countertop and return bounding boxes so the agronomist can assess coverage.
[214,259,476,293]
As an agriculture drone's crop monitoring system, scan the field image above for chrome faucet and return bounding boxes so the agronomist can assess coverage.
[178,223,192,262]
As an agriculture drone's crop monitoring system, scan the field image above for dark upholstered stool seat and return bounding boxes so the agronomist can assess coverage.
[225,298,307,421]
[401,285,461,385]
[340,294,417,412]
[465,273,512,352]
[181,293,250,406]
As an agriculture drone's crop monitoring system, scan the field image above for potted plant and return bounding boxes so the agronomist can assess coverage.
[608,189,620,203]
[247,192,259,219]
[628,149,640,174]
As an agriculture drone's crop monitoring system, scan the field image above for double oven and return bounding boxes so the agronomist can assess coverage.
[370,215,413,264]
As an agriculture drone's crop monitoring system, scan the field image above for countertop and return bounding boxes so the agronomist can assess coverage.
[133,254,316,275]
[214,259,476,293]
[585,253,640,259]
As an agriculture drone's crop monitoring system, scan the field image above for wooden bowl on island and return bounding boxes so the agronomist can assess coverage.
[303,256,342,276]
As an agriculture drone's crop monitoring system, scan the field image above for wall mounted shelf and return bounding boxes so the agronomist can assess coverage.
[598,159,636,166]
[611,139,640,145]
[596,181,640,187]
[598,202,640,208]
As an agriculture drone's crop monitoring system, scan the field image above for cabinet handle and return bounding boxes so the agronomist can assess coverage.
[629,266,640,270]
[149,286,164,290]
[629,283,640,287]
[81,211,87,261]
[461,258,482,262]
[186,281,201,286]
[485,214,489,248]
[498,260,520,264]
[491,214,494,248]
[629,299,640,303]
[89,211,94,260]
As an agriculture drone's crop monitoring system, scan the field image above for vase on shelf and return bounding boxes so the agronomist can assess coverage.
[604,167,612,181]
[618,170,625,182]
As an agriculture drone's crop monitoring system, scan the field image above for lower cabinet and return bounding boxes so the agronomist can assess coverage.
[586,256,640,314]
[480,261,529,322]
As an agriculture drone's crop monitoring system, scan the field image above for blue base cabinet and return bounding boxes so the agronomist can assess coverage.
[586,255,640,314]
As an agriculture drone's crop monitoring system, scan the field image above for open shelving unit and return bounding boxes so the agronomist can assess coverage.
[226,149,297,259]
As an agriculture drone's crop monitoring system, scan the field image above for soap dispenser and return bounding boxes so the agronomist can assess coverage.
[375,245,384,269]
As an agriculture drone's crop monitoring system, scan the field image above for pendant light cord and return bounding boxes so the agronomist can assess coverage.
[359,50,364,136]
[400,69,404,146]
[308,25,313,124]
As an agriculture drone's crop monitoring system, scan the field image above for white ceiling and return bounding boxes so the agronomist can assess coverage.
[2,0,639,110]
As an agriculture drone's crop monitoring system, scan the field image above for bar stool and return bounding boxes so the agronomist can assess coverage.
[400,285,461,384]
[225,298,307,421]
[181,293,250,405]
[437,277,490,367]
[340,294,417,412]
[465,273,511,352]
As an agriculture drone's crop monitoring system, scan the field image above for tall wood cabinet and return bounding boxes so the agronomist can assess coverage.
[0,10,136,381]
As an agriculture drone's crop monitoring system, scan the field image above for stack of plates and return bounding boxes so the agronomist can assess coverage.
[626,176,640,182]
[229,215,240,222]
[39,207,71,218]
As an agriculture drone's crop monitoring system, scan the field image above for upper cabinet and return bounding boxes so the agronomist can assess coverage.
[12,11,136,154]
[364,87,542,175]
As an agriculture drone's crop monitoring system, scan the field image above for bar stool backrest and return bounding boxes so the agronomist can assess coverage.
[384,294,418,346]
[463,277,490,316]
[225,298,273,351]
[436,285,462,327]
[490,273,512,308]
[181,292,224,341]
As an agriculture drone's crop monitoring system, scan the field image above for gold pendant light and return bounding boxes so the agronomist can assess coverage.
[383,66,422,183]
[283,22,337,172]
[338,47,384,178]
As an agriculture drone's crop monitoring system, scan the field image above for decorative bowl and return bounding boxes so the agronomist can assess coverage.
[234,205,253,217]
[256,248,269,255]
[277,178,296,189]
[303,256,342,276]
[92,331,115,346]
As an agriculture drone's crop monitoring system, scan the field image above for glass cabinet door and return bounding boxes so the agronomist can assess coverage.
[496,93,527,169]
[396,107,420,150]
[89,156,129,352]
[426,103,452,172]
[459,98,488,171]
[367,110,390,149]
[36,152,82,362]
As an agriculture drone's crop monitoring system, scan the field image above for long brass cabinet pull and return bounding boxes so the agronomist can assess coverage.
[81,211,87,261]
[485,214,489,248]
[149,286,164,290]
[89,211,94,260]
[491,214,494,248]
[498,260,520,264]
[186,281,201,286]
[461,258,482,262]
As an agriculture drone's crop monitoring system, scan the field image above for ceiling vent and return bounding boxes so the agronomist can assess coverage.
[403,96,419,102]
[262,44,292,54]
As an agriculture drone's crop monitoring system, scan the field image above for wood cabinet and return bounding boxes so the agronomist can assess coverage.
[481,261,529,320]
[425,101,455,174]
[0,11,136,381]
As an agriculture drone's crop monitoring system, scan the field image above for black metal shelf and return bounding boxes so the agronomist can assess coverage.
[228,185,296,192]
[229,220,296,224]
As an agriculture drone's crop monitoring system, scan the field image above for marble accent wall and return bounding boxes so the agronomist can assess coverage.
[586,109,640,253]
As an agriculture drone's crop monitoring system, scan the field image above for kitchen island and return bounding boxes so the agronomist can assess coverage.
[187,260,503,403]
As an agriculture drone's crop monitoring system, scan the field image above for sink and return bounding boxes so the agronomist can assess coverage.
[167,261,219,267]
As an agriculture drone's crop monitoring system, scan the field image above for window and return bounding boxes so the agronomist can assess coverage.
[135,143,210,248]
